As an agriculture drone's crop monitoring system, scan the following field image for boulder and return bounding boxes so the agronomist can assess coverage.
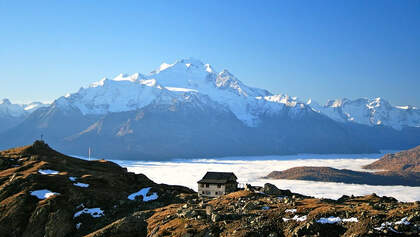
[211,213,221,222]
[206,205,213,216]
[263,183,292,196]
[84,214,149,237]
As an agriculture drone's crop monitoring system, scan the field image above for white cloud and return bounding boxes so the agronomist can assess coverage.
[115,153,420,202]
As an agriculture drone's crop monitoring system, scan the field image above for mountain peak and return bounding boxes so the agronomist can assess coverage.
[1,98,11,105]
[219,69,233,76]
[368,97,391,108]
[177,57,204,66]
[24,140,57,156]
[113,72,143,82]
[0,140,62,158]
[89,73,146,88]
[153,58,210,74]
[306,98,321,107]
[158,62,173,72]
[325,98,351,107]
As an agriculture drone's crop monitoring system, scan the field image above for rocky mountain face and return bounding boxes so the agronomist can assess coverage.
[1,142,419,237]
[1,58,419,159]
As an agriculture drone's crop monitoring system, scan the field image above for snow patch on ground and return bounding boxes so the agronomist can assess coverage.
[74,208,104,218]
[73,182,89,188]
[69,177,77,181]
[395,217,410,225]
[38,169,59,175]
[283,215,307,222]
[285,209,297,213]
[127,187,159,202]
[30,190,60,199]
[374,217,411,233]
[342,217,359,223]
[316,216,359,224]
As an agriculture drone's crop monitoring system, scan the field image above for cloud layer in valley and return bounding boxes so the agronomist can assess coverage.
[115,152,420,202]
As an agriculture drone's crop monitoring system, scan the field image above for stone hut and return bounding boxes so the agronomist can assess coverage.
[197,172,238,197]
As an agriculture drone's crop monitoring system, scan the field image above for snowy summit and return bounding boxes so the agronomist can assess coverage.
[49,58,420,130]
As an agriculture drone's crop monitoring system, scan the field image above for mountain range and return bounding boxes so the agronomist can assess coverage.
[1,58,419,160]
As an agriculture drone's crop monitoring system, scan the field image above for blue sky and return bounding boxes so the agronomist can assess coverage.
[0,0,419,106]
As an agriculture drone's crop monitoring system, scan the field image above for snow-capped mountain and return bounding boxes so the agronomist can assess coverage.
[53,58,419,130]
[0,98,26,117]
[0,98,49,117]
[53,58,314,127]
[0,58,419,160]
[308,98,420,130]
[0,99,49,133]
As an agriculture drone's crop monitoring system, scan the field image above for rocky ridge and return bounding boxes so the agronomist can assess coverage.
[363,145,420,172]
[0,141,193,237]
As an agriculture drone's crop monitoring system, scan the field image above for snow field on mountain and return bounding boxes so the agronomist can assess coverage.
[0,99,49,117]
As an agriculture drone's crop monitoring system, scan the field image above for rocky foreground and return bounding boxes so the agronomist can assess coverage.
[0,141,193,237]
[1,141,419,236]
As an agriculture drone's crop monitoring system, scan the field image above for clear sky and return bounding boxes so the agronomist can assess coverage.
[0,0,419,106]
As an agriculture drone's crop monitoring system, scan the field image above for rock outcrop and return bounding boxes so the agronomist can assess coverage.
[0,141,193,237]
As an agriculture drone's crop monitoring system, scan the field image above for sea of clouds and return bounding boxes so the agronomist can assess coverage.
[113,152,420,202]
